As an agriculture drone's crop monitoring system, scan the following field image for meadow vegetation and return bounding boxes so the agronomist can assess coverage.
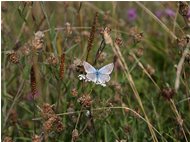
[1,1,190,142]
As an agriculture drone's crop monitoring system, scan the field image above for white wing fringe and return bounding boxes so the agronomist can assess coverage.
[78,74,106,87]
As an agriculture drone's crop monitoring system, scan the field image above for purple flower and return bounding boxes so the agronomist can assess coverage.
[26,91,40,101]
[127,8,137,21]
[165,8,175,17]
[155,10,163,19]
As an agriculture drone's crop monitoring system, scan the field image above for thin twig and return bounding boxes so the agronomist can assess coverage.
[3,80,25,129]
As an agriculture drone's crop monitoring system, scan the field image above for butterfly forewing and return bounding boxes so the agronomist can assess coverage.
[83,61,96,73]
[98,63,114,75]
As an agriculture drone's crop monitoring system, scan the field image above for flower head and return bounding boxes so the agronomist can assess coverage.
[127,8,137,21]
[26,91,40,101]
[165,8,175,17]
[155,10,163,19]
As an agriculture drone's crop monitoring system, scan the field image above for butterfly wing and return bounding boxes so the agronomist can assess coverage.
[98,63,114,75]
[83,61,96,73]
[86,73,97,83]
[97,74,110,84]
[83,61,97,82]
[97,63,114,84]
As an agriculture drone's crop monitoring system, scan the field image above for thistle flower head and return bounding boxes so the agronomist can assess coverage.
[127,8,137,21]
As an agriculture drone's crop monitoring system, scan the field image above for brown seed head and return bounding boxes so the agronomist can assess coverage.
[146,64,155,75]
[177,36,189,51]
[71,88,78,97]
[64,22,72,36]
[136,47,144,57]
[72,129,79,142]
[55,121,64,133]
[97,52,107,63]
[7,51,20,64]
[178,2,189,16]
[115,37,123,46]
[41,103,55,120]
[78,94,92,107]
[47,54,58,66]
[160,87,175,100]
[32,31,44,51]
[3,136,13,142]
[32,135,41,142]
[9,109,17,124]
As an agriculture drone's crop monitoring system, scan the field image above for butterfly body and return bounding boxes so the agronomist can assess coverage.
[83,61,114,86]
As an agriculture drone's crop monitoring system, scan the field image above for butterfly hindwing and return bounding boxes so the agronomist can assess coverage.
[86,73,97,83]
[97,73,110,84]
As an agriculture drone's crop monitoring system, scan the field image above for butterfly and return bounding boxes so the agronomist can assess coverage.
[82,61,114,86]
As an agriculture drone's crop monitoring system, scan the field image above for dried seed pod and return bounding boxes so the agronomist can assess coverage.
[32,31,44,51]
[41,103,55,120]
[101,27,112,45]
[71,88,78,97]
[55,121,64,133]
[71,58,84,73]
[43,117,55,132]
[178,2,189,16]
[32,135,41,142]
[123,125,131,134]
[9,109,17,125]
[133,33,143,43]
[72,129,79,142]
[129,27,143,43]
[7,51,20,64]
[160,87,175,100]
[3,136,13,142]
[78,94,92,107]
[136,47,144,57]
[185,51,190,64]
[177,36,189,51]
[64,22,72,36]
[115,37,123,46]
[47,54,58,66]
[97,52,107,63]
[146,64,155,75]
[20,45,31,56]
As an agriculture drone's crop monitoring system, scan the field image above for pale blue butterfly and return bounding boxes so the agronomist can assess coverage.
[83,61,114,85]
